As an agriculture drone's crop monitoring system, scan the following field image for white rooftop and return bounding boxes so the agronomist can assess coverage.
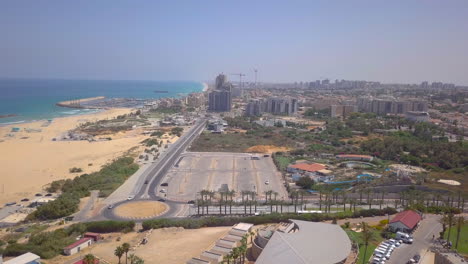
[4,252,40,264]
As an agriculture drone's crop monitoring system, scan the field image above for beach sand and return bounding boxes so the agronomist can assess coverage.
[0,108,148,205]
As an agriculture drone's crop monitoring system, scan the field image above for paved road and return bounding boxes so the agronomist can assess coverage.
[386,214,442,264]
[101,118,206,221]
[73,190,99,221]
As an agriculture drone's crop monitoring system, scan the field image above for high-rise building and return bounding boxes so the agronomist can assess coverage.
[357,98,428,115]
[245,99,264,116]
[208,74,232,112]
[265,97,298,116]
[331,105,357,118]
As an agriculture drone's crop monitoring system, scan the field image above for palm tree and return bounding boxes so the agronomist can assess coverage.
[361,222,374,264]
[229,190,236,215]
[222,253,232,264]
[447,213,454,242]
[115,246,125,264]
[128,254,145,264]
[83,254,96,264]
[273,191,279,212]
[122,242,130,264]
[455,216,465,249]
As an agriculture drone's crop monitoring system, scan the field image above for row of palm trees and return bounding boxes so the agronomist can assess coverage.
[114,243,144,264]
[195,186,466,216]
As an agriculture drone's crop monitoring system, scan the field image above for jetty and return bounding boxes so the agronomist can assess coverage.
[56,96,106,109]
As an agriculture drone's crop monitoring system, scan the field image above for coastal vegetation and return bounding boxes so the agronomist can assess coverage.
[2,220,135,259]
[142,208,397,230]
[28,157,139,220]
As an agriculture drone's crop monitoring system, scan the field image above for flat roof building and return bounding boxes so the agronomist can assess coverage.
[4,252,41,264]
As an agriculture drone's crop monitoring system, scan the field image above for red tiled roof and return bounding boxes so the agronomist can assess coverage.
[65,237,92,250]
[390,210,421,229]
[289,163,326,172]
[84,232,100,237]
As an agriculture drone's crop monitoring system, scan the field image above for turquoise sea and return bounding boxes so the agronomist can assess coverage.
[0,79,204,125]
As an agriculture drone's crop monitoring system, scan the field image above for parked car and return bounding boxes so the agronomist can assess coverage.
[35,193,42,197]
[127,195,135,200]
[5,202,16,206]
[108,204,114,209]
[20,198,29,202]
[160,183,169,186]
[157,198,166,202]
[264,180,269,185]
[187,200,195,204]
[45,193,53,197]
[144,180,149,184]
[160,189,166,193]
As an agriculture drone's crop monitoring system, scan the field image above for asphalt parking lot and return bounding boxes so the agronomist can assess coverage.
[160,152,287,202]
[384,214,442,264]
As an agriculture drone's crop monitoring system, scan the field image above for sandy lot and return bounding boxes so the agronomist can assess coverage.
[0,108,148,205]
[45,227,231,264]
[245,145,291,153]
[114,201,167,218]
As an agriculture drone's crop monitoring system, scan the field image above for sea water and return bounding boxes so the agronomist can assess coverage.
[0,79,204,125]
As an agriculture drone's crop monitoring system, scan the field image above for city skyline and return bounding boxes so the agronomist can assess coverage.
[1,1,468,85]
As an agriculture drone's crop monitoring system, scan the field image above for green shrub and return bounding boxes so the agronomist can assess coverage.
[28,157,138,221]
[142,208,397,231]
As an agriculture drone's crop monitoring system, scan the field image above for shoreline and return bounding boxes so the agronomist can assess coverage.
[0,107,145,206]
[202,82,209,92]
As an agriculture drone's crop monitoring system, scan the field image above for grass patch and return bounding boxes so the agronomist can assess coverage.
[274,156,293,171]
[444,223,468,254]
[346,229,384,264]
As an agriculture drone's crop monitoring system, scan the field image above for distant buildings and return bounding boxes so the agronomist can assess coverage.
[331,104,357,118]
[244,97,298,116]
[357,97,428,115]
[245,99,264,116]
[208,74,232,112]
[405,111,430,122]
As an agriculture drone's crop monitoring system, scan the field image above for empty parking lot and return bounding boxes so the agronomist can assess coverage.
[160,152,287,202]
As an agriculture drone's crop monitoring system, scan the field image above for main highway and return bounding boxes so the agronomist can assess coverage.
[102,117,206,221]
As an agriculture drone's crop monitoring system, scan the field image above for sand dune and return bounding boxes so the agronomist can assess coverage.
[0,108,147,205]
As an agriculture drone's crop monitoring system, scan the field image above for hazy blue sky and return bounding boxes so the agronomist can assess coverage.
[1,1,468,84]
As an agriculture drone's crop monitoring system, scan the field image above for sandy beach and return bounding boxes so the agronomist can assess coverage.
[0,108,147,205]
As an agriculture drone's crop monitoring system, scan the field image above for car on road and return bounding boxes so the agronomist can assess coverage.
[45,193,53,197]
[20,198,29,202]
[263,154,270,157]
[157,198,166,202]
[160,189,166,193]
[127,195,135,200]
[108,204,114,209]
[160,183,169,186]
[264,180,269,185]
[35,193,42,197]
[187,200,195,204]
[144,180,149,184]
[5,202,16,206]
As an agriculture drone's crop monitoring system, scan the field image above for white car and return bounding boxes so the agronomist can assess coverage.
[127,195,135,200]
[265,180,269,185]
[160,189,166,193]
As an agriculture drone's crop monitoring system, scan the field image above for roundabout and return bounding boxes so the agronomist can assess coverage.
[111,200,169,220]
